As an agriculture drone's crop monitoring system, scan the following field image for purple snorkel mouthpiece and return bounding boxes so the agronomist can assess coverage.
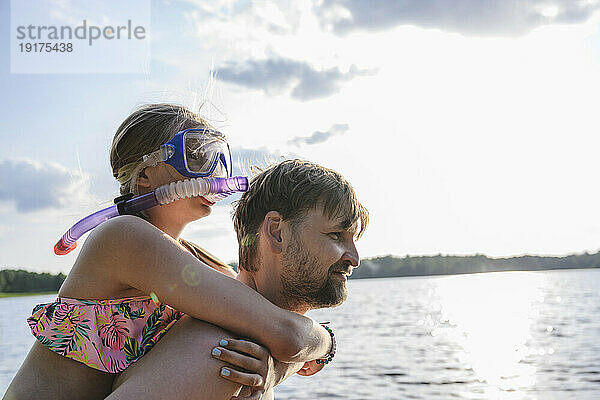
[54,176,248,255]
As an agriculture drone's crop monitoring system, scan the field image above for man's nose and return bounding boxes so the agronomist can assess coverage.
[342,241,360,268]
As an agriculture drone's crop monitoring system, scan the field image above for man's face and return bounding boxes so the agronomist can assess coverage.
[280,207,360,310]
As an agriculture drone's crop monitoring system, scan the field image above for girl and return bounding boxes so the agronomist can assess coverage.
[4,104,332,400]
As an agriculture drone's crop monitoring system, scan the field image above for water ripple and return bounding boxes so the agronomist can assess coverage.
[2,270,600,399]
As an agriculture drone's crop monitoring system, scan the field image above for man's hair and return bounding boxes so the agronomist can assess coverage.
[233,159,369,271]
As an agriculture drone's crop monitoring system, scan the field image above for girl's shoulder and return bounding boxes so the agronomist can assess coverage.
[59,215,154,298]
[81,215,159,257]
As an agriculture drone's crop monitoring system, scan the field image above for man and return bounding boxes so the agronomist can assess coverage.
[108,159,368,399]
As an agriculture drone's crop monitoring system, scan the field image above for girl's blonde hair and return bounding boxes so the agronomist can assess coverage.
[110,103,212,196]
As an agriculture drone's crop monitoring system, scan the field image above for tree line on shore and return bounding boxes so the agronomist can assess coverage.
[351,251,600,279]
[2,250,599,292]
[0,269,66,293]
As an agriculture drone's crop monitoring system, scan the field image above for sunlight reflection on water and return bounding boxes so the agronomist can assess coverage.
[435,272,541,398]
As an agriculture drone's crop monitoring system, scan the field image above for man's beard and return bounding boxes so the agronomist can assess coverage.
[280,234,348,310]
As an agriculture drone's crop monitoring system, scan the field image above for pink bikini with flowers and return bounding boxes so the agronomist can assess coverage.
[27,295,183,373]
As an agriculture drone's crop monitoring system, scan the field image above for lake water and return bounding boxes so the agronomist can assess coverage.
[2,269,599,399]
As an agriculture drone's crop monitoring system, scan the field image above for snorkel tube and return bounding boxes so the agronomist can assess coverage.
[54,176,248,255]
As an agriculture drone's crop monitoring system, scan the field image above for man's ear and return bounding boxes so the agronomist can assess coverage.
[263,211,283,253]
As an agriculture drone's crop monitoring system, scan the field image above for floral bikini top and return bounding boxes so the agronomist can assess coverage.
[27,295,183,373]
[27,237,235,373]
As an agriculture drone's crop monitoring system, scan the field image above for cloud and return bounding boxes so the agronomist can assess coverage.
[211,146,297,207]
[183,0,303,46]
[289,123,349,146]
[0,159,90,213]
[314,0,600,36]
[232,146,290,176]
[218,57,375,101]
[0,149,296,213]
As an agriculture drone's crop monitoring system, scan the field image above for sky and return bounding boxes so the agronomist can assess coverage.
[1,0,600,274]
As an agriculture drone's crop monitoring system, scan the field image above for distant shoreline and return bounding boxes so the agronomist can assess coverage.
[2,266,597,295]
[0,291,57,298]
[351,251,600,279]
[2,250,599,289]
[349,265,599,280]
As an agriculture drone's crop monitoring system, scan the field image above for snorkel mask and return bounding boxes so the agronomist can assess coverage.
[136,128,233,203]
[54,128,246,255]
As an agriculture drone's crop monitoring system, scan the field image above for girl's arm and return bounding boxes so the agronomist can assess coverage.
[85,215,332,363]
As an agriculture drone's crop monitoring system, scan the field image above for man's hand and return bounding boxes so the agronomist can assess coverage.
[211,338,276,400]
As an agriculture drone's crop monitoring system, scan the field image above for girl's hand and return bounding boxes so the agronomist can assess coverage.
[296,359,325,376]
[211,338,276,400]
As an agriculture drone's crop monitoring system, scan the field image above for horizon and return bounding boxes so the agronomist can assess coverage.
[4,247,600,275]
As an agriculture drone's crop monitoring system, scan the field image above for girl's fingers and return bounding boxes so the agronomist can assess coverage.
[219,338,269,360]
[212,347,262,372]
[220,367,264,387]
